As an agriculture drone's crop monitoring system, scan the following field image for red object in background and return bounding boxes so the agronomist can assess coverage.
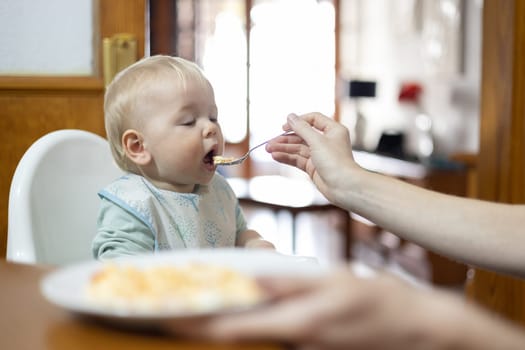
[398,82,423,102]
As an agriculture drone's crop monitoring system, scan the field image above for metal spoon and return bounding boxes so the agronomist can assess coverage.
[214,131,295,166]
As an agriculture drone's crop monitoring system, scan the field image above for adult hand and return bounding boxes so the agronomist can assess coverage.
[167,267,499,350]
[266,113,361,206]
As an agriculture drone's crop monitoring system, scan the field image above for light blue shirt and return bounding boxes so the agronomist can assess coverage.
[92,173,247,260]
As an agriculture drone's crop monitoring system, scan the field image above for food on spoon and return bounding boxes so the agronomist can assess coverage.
[86,263,263,313]
[213,155,236,165]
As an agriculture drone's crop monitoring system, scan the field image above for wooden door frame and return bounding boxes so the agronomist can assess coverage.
[466,0,525,325]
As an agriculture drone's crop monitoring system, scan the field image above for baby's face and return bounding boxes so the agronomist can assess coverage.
[136,77,224,192]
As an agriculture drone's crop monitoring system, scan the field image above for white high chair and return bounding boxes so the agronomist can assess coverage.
[7,129,123,265]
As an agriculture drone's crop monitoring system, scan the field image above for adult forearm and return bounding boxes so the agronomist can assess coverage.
[339,167,525,277]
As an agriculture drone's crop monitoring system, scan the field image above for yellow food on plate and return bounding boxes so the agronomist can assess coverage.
[213,155,235,165]
[86,263,263,313]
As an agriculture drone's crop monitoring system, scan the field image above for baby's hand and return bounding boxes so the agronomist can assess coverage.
[244,238,275,250]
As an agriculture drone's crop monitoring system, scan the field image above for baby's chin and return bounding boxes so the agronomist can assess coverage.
[195,172,216,186]
[164,170,216,192]
[147,176,202,193]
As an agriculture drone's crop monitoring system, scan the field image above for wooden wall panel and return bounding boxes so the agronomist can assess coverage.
[465,0,525,325]
[0,0,146,258]
[100,0,147,61]
[0,86,105,257]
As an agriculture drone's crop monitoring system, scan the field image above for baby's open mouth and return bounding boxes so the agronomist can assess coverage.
[204,150,215,165]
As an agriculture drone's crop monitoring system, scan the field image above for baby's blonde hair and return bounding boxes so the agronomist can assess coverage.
[104,55,210,173]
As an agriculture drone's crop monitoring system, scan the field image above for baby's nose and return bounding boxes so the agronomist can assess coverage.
[203,121,218,137]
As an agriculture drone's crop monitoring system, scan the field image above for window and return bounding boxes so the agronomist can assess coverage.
[248,0,335,172]
[153,0,336,177]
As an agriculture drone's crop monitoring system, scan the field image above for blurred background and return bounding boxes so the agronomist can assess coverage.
[0,0,482,283]
[4,0,525,330]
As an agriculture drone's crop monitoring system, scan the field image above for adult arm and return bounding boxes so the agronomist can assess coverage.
[169,268,525,349]
[266,113,525,278]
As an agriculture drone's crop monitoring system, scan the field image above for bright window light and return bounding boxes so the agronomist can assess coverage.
[249,0,335,161]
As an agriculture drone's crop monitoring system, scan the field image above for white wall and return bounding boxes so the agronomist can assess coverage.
[0,0,93,75]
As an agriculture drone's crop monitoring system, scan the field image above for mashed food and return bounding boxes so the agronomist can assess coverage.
[87,263,263,313]
[213,155,235,165]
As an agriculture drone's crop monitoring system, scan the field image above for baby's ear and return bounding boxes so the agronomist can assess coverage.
[122,129,151,166]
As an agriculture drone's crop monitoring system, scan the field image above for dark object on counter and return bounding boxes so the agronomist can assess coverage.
[348,80,377,150]
[375,132,406,159]
[349,80,377,98]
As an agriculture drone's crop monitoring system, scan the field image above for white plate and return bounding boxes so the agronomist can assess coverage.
[40,248,323,325]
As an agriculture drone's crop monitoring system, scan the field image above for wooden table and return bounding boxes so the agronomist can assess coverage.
[0,260,283,350]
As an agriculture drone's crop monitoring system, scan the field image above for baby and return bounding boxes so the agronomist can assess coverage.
[92,55,274,259]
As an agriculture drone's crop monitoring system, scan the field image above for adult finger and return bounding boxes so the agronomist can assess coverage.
[287,113,340,143]
[285,113,323,146]
[256,275,326,298]
[265,138,309,156]
[268,152,308,170]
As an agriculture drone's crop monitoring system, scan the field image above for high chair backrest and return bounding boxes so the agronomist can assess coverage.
[7,129,123,265]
